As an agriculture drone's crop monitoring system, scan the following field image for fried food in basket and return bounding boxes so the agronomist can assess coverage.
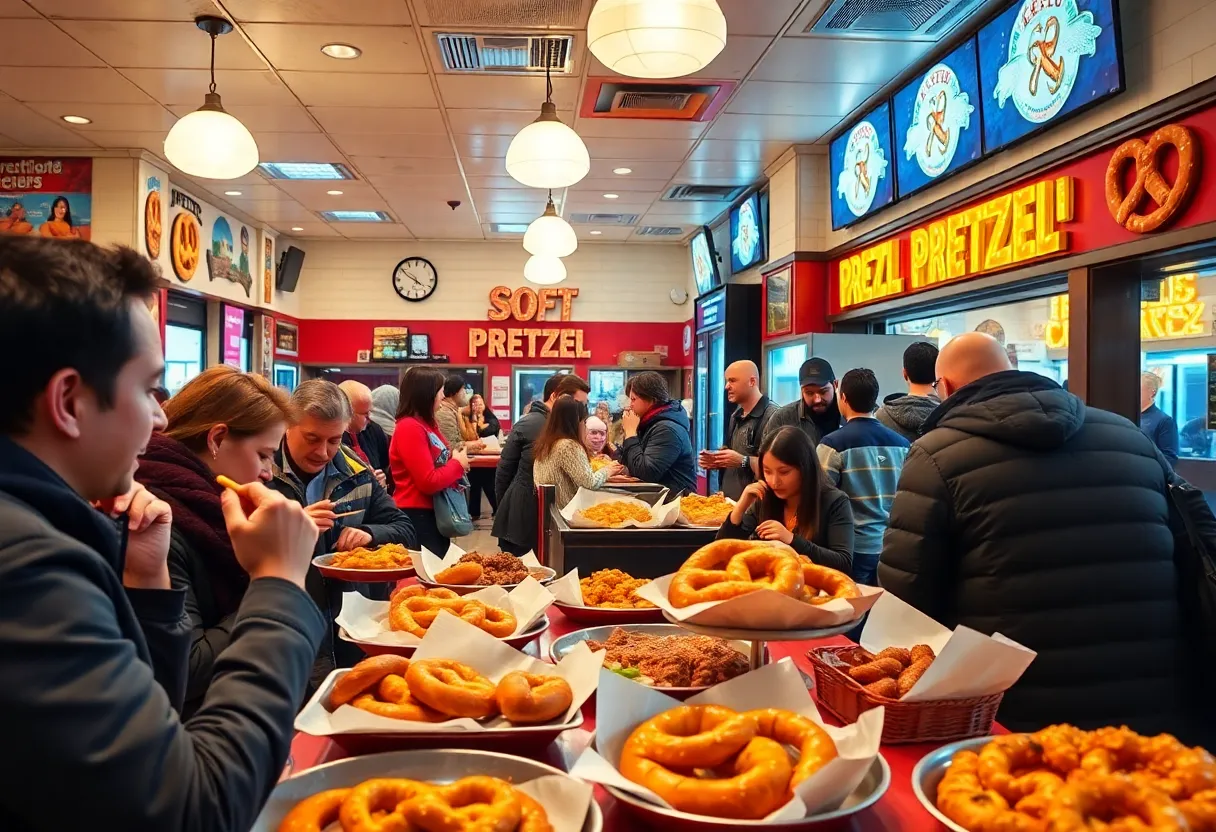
[839,643,937,699]
[576,500,653,527]
[680,492,733,526]
[433,551,532,586]
[387,586,517,638]
[328,542,412,570]
[578,568,655,608]
[619,704,837,819]
[936,725,1216,832]
[277,775,553,832]
[668,539,861,609]
[586,627,749,687]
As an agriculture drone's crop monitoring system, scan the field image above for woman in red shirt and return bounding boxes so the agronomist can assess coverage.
[389,367,470,554]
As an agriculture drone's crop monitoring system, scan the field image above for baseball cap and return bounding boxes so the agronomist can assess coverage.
[799,357,836,387]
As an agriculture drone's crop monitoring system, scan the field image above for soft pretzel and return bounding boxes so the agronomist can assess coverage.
[479,604,517,638]
[796,557,860,605]
[494,671,572,724]
[348,673,447,723]
[724,548,805,597]
[434,562,483,585]
[669,541,806,608]
[681,538,781,571]
[338,778,433,832]
[744,707,838,789]
[848,657,904,684]
[278,788,350,832]
[330,654,411,708]
[406,658,499,719]
[399,776,522,832]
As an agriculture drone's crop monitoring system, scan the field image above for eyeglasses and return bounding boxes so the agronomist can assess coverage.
[932,378,942,391]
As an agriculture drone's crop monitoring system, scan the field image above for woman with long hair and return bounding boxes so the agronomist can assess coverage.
[39,196,80,239]
[533,397,622,508]
[461,393,501,519]
[136,365,298,717]
[389,367,470,554]
[716,426,854,572]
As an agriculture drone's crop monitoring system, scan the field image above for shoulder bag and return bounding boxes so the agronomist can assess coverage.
[425,430,473,539]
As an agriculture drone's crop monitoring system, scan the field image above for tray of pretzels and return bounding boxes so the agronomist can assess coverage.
[632,539,883,631]
[250,748,601,832]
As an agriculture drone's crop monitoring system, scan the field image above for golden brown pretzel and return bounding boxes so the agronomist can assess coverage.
[1105,124,1197,235]
[743,707,838,789]
[897,656,933,696]
[797,557,861,604]
[277,788,349,832]
[338,778,432,832]
[330,655,411,708]
[1047,773,1189,831]
[670,540,802,608]
[495,671,572,724]
[144,190,161,260]
[170,212,199,281]
[434,561,482,585]
[679,538,782,570]
[406,658,499,718]
[399,775,522,832]
[478,604,517,638]
[723,549,804,597]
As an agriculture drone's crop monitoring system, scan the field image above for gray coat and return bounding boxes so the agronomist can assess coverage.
[874,392,939,442]
[493,401,550,550]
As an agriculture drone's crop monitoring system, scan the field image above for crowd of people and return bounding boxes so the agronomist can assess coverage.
[0,234,1209,831]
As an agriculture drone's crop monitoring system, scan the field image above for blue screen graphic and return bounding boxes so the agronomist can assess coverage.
[829,100,896,230]
[978,0,1122,153]
[729,192,765,273]
[894,38,983,199]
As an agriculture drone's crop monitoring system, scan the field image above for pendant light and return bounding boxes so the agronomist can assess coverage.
[523,190,578,258]
[587,0,727,79]
[524,255,568,286]
[505,51,589,189]
[164,16,259,180]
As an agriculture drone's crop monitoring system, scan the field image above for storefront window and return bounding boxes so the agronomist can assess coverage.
[165,324,204,395]
[588,370,627,414]
[513,366,570,421]
[767,341,807,403]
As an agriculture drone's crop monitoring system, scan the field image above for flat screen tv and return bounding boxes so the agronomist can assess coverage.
[894,37,983,199]
[729,191,767,274]
[690,226,720,297]
[977,0,1124,154]
[829,99,896,230]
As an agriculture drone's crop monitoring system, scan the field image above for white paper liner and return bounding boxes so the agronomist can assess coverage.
[856,592,1037,702]
[570,659,884,821]
[634,571,884,629]
[514,774,594,832]
[559,487,681,529]
[336,577,555,646]
[297,612,605,735]
[412,542,546,584]
[675,495,737,528]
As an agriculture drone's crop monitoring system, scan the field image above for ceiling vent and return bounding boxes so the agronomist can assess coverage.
[806,0,988,40]
[435,33,574,74]
[615,91,694,112]
[582,79,735,121]
[418,0,587,29]
[663,184,746,203]
[636,226,685,237]
[569,212,639,226]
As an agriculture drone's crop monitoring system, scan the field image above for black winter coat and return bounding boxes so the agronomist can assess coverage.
[493,401,549,551]
[879,371,1191,737]
[620,401,697,494]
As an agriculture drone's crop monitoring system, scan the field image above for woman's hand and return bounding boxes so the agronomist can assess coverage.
[467,440,486,454]
[739,480,768,509]
[453,447,471,472]
[755,519,794,545]
[304,500,337,531]
[335,526,373,551]
[604,462,625,479]
[621,409,640,439]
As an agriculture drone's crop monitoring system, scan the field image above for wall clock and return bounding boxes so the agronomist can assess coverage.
[392,256,438,302]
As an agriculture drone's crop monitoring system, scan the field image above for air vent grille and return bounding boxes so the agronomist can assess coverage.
[808,0,985,39]
[636,226,684,236]
[489,223,530,234]
[613,91,693,111]
[569,212,639,226]
[435,33,574,74]
[663,184,746,202]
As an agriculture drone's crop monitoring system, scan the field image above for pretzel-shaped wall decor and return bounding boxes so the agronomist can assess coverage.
[1105,124,1199,235]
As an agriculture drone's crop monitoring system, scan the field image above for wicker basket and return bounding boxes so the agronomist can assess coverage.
[807,645,1004,745]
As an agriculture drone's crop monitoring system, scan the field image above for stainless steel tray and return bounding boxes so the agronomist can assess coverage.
[910,735,999,832]
[662,610,860,642]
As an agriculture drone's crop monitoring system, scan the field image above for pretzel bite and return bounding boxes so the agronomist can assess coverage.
[435,561,483,585]
[329,655,411,708]
[873,646,912,667]
[910,643,936,664]
[863,677,899,699]
[338,778,433,832]
[897,656,933,696]
[978,735,1046,802]
[399,776,523,832]
[848,657,903,684]
[277,788,349,832]
[478,604,517,638]
[744,707,837,788]
[405,658,499,718]
[495,671,573,724]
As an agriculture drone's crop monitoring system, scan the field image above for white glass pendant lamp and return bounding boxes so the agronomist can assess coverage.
[164,17,259,180]
[505,56,589,189]
[588,0,727,79]
[524,191,578,258]
[524,255,568,285]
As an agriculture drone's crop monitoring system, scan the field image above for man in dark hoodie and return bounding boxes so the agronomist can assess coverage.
[880,332,1197,740]
[0,236,325,831]
[763,358,843,446]
[875,341,939,442]
[620,371,696,494]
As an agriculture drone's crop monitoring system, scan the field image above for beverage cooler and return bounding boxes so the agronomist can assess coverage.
[693,283,762,494]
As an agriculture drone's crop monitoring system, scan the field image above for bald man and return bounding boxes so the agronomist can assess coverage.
[702,360,778,499]
[339,380,390,489]
[879,332,1196,739]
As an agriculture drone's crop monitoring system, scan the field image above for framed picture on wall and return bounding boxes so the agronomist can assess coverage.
[764,266,793,337]
[275,321,298,356]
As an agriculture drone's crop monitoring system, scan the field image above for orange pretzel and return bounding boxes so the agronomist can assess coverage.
[797,557,861,605]
[405,658,499,719]
[329,654,411,708]
[494,671,572,725]
[277,788,350,832]
[337,778,433,832]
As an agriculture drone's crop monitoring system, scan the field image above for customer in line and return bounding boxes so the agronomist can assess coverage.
[619,371,697,494]
[764,358,843,446]
[339,380,390,489]
[534,398,623,508]
[816,368,909,586]
[595,400,624,450]
[269,380,417,685]
[880,332,1194,737]
[389,367,470,556]
[137,366,298,717]
[465,393,501,440]
[462,393,500,520]
[494,373,591,555]
[1140,370,1179,467]
[370,384,399,437]
[701,360,777,499]
[875,341,940,442]
[584,415,613,458]
[717,426,854,573]
[0,236,323,831]
[436,375,483,453]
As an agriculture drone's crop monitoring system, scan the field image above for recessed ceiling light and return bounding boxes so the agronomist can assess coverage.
[321,43,362,60]
[603,193,619,199]
[327,189,344,195]
[590,230,603,235]
[224,190,242,196]
[612,167,632,175]
[291,226,304,231]
[61,115,91,124]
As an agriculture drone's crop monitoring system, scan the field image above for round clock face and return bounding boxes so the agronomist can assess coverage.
[392,256,438,302]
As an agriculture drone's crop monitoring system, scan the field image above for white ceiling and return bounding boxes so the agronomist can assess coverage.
[0,0,977,242]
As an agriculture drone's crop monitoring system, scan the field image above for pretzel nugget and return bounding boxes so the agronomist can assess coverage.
[897,656,933,696]
[848,657,903,684]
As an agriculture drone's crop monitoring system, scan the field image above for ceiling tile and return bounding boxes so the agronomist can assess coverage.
[332,132,454,158]
[582,136,694,161]
[458,156,510,177]
[687,139,790,164]
[446,108,573,136]
[0,20,106,67]
[480,209,545,224]
[349,155,462,177]
[570,176,672,192]
[706,113,839,142]
[578,226,635,241]
[726,80,877,118]
[0,95,100,147]
[74,130,165,152]
[252,131,345,162]
[371,174,468,196]
[270,179,386,206]
[203,183,291,201]
[235,200,317,222]
[718,0,803,36]
[641,204,725,222]
[0,68,154,104]
[0,0,39,16]
[436,75,578,111]
[26,102,175,131]
[469,189,549,206]
[281,72,436,108]
[242,24,426,73]
[564,196,657,214]
[56,21,264,69]
[587,158,681,179]
[755,37,935,86]
[274,221,340,237]
[309,107,445,135]
[334,222,414,239]
[573,116,708,140]
[166,103,317,132]
[674,159,765,183]
[27,0,214,19]
[122,69,296,106]
[464,175,529,191]
[224,0,411,25]
[453,133,514,159]
[589,35,772,81]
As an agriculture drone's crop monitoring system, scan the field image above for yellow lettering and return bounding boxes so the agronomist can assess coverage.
[469,328,487,357]
[984,194,1013,270]
[839,259,857,308]
[1056,175,1075,223]
[488,328,506,358]
[540,329,560,358]
[910,228,929,289]
[967,207,987,275]
[1035,179,1063,256]
[946,212,967,280]
[1010,184,1037,263]
[928,220,947,285]
[575,329,591,359]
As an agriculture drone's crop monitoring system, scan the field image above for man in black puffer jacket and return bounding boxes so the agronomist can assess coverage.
[879,332,1195,739]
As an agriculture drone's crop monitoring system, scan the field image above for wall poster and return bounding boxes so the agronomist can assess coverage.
[0,157,92,240]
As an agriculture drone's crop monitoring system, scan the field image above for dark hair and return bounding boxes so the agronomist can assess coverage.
[628,371,669,404]
[164,365,296,453]
[442,374,465,398]
[903,341,939,385]
[396,366,446,422]
[50,196,73,228]
[839,368,879,414]
[757,426,824,540]
[0,237,159,434]
[533,396,589,463]
[552,373,590,399]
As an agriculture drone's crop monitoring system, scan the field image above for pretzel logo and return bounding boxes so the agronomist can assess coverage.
[925,90,949,157]
[1027,16,1064,97]
[1105,124,1198,235]
[854,143,871,198]
[170,212,200,281]
[144,190,162,260]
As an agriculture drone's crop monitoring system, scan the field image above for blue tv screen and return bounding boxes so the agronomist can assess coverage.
[978,0,1123,153]
[830,100,896,230]
[690,228,720,296]
[894,37,983,199]
[729,192,766,273]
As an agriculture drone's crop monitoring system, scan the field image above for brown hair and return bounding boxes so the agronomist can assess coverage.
[551,373,590,399]
[533,396,589,464]
[163,365,297,453]
[628,370,669,404]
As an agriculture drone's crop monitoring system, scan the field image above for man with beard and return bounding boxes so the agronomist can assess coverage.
[764,358,842,447]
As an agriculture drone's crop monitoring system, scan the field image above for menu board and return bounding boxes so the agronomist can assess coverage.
[894,38,982,199]
[978,0,1123,153]
[372,326,409,361]
[830,100,895,230]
